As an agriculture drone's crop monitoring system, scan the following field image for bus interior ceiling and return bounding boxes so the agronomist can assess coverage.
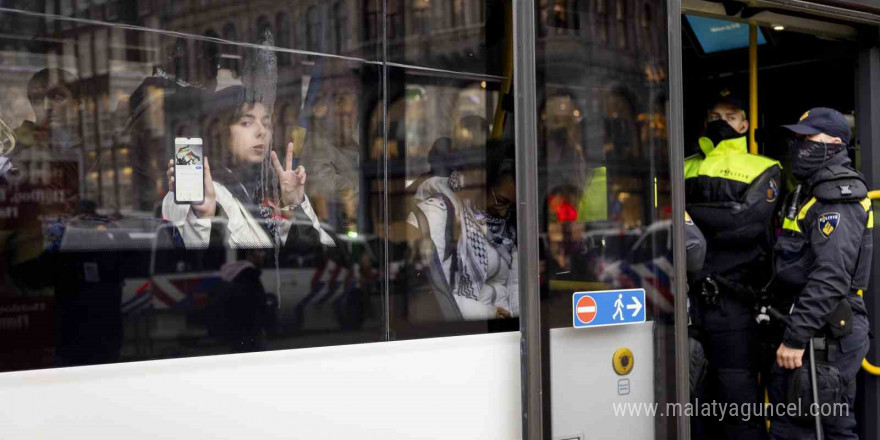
[681,11,868,167]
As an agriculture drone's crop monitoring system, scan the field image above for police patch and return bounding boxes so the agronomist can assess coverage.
[767,179,779,203]
[818,212,840,238]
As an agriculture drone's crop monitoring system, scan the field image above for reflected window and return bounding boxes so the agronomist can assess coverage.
[0,0,514,375]
[641,3,652,53]
[388,0,507,76]
[548,0,580,34]
[307,6,321,51]
[0,5,387,373]
[595,0,608,43]
[387,68,518,337]
[196,29,220,88]
[616,0,627,49]
[222,22,240,77]
[256,15,272,41]
[332,3,344,53]
[366,1,380,42]
[412,0,430,36]
[388,0,402,40]
[535,1,675,434]
[276,12,292,65]
[172,38,189,83]
[451,0,465,28]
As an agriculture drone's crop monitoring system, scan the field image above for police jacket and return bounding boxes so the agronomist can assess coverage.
[685,135,782,277]
[775,152,872,349]
[685,211,706,273]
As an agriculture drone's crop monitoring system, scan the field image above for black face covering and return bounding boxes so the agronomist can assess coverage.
[790,138,845,181]
[704,119,742,146]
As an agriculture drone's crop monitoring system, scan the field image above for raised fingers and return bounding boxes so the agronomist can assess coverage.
[203,156,212,183]
[270,150,285,176]
[285,141,294,171]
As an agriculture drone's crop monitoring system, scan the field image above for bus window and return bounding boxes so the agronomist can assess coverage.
[0,1,386,372]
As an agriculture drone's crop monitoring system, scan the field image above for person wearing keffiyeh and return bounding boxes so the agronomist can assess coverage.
[406,140,519,320]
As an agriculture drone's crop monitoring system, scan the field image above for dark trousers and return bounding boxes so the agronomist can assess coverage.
[768,314,869,440]
[694,293,768,440]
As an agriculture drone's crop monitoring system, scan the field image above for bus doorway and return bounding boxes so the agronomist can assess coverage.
[680,2,880,439]
[682,8,863,175]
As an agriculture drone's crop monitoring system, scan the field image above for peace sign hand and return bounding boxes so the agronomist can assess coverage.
[271,141,306,209]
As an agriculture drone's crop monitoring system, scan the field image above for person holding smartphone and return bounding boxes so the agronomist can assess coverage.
[162,85,334,250]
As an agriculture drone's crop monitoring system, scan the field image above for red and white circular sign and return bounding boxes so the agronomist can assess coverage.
[576,295,598,324]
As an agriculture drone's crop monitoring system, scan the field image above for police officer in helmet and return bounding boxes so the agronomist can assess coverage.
[769,108,871,439]
[686,90,781,439]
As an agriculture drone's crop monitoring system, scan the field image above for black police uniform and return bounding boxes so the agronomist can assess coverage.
[686,119,781,440]
[769,109,872,440]
[686,211,711,414]
[686,210,707,274]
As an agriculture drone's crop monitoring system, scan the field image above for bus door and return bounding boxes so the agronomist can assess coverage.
[679,1,880,438]
[525,0,681,438]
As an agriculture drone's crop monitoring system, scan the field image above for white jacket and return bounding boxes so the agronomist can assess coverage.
[162,182,334,249]
[407,177,519,320]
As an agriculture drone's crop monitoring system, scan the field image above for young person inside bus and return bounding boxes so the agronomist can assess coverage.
[163,85,335,251]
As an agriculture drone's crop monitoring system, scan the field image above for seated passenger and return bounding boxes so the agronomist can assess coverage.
[162,86,333,249]
[407,140,518,320]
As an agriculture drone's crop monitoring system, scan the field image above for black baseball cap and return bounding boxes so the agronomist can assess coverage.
[783,107,851,145]
[708,89,747,114]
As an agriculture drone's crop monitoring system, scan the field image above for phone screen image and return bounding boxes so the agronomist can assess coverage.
[174,137,204,203]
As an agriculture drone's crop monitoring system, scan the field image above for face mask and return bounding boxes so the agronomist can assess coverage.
[790,138,842,181]
[704,119,741,146]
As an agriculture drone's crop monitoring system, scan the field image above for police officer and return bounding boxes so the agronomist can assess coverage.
[769,108,871,439]
[686,91,781,439]
[686,210,710,426]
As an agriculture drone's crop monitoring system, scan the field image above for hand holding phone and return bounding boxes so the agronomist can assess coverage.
[169,137,216,217]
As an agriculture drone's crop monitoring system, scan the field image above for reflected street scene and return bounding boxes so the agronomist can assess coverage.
[0,0,518,372]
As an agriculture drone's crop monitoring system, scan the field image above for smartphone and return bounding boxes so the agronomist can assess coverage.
[173,137,205,204]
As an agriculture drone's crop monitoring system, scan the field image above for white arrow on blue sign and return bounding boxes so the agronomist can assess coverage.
[572,289,647,329]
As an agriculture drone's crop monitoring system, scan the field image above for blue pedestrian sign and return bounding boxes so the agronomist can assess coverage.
[573,289,646,329]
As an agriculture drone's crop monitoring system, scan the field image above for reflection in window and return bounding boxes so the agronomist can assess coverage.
[0,0,515,374]
[616,0,627,49]
[366,1,380,42]
[332,3,344,53]
[536,7,675,431]
[640,3,652,53]
[196,29,220,88]
[388,0,507,76]
[0,6,389,373]
[451,0,465,28]
[307,6,321,51]
[387,70,518,333]
[412,0,430,36]
[547,0,581,34]
[595,0,608,43]
[257,15,271,42]
[221,22,240,77]
[276,12,291,66]
[388,0,402,40]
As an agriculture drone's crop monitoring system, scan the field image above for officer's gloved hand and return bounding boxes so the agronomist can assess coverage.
[703,120,742,146]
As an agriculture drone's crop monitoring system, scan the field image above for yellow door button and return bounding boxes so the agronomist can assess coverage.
[841,320,846,326]
[613,347,634,376]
